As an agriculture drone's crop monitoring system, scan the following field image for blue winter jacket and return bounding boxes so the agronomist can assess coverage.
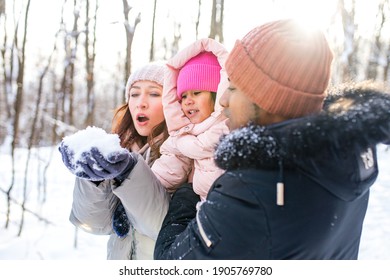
[154,83,390,260]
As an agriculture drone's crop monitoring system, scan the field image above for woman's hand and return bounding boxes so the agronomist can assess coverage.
[59,143,137,181]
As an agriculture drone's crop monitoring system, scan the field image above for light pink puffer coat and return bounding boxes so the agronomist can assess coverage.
[151,38,229,200]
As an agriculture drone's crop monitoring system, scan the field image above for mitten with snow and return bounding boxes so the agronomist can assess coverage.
[58,126,138,182]
[58,142,78,174]
[75,147,137,181]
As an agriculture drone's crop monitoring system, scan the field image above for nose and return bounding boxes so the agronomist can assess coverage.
[136,94,148,109]
[183,96,194,106]
[219,90,229,108]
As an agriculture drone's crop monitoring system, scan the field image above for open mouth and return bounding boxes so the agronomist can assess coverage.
[137,114,149,123]
[187,109,199,115]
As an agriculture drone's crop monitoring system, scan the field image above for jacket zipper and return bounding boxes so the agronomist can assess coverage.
[196,209,212,247]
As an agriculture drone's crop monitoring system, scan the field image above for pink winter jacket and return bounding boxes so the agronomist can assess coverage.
[151,38,229,200]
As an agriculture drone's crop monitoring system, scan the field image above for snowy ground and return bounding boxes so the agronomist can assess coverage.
[0,146,108,260]
[0,144,389,260]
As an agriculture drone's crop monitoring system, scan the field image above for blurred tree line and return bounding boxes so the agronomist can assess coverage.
[0,0,389,235]
[0,0,225,236]
[1,0,389,150]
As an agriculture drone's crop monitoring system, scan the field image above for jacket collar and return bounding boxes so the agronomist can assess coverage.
[215,84,390,171]
[214,84,390,201]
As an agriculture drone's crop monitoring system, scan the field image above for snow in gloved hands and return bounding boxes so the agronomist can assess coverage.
[58,126,133,181]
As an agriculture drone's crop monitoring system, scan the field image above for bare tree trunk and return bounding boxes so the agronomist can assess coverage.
[382,0,390,82]
[0,7,9,146]
[19,26,58,235]
[2,1,14,229]
[218,0,224,43]
[1,7,11,120]
[122,0,141,103]
[4,0,21,229]
[41,76,64,204]
[68,0,80,126]
[195,0,201,40]
[209,0,217,39]
[384,42,390,82]
[84,0,99,126]
[209,0,224,43]
[58,0,80,128]
[38,76,58,204]
[3,0,31,233]
[36,31,61,202]
[339,0,359,82]
[16,0,31,236]
[171,22,181,57]
[365,0,386,81]
[150,0,157,61]
[0,0,5,14]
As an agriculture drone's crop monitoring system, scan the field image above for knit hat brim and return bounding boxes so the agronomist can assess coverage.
[125,62,166,102]
[176,51,222,99]
[226,40,327,118]
[177,64,221,98]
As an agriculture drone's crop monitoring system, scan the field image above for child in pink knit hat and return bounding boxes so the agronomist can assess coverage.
[151,39,230,201]
[177,51,221,124]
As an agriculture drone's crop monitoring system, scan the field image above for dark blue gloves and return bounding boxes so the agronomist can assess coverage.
[58,142,137,182]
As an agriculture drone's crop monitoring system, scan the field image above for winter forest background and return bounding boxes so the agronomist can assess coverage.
[1,0,390,260]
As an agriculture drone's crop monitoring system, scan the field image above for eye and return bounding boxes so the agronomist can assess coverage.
[227,80,236,92]
[194,91,201,95]
[130,92,140,98]
[150,91,161,97]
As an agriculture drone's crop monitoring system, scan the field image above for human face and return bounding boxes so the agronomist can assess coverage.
[219,82,258,130]
[128,80,165,136]
[181,90,215,124]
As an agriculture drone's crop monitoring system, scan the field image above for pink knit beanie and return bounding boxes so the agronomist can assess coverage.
[225,19,334,118]
[126,61,166,102]
[177,52,221,99]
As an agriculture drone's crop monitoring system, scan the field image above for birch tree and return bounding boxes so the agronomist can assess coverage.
[365,0,387,81]
[5,0,31,230]
[209,0,224,43]
[338,0,359,81]
[122,0,140,103]
[84,0,99,126]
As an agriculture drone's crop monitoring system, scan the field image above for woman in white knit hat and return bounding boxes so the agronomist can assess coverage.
[59,62,171,259]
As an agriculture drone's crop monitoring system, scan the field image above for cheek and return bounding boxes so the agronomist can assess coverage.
[232,108,249,125]
[150,102,165,123]
[230,98,254,128]
[128,104,136,120]
[201,98,214,115]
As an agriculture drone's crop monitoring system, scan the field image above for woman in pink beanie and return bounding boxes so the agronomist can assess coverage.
[151,38,229,201]
[155,19,390,259]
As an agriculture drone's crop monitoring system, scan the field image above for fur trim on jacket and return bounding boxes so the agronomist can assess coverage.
[215,83,390,170]
[215,83,390,201]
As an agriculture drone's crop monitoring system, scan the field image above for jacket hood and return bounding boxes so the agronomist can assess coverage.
[215,83,390,201]
[163,38,229,136]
